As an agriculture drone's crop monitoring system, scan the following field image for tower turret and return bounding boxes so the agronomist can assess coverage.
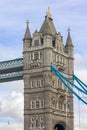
[65,28,74,75]
[65,28,74,57]
[23,21,31,51]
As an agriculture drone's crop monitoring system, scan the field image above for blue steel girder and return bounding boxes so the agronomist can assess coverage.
[0,58,23,82]
[0,71,23,82]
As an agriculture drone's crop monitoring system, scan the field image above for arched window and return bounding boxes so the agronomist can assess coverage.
[59,101,62,109]
[58,80,62,89]
[34,52,39,60]
[34,40,39,46]
[54,124,65,130]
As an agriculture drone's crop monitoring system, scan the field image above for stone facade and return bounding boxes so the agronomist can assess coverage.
[23,9,74,130]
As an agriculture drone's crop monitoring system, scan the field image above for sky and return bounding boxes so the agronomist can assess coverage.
[0,0,87,130]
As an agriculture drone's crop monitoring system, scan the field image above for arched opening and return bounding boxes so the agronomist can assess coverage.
[54,124,65,130]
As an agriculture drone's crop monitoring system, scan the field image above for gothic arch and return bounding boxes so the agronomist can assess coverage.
[54,123,65,130]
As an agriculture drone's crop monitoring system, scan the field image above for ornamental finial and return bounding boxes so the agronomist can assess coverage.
[68,27,71,32]
[26,19,29,26]
[46,7,52,19]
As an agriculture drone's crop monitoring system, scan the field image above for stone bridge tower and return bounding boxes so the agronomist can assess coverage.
[23,9,74,130]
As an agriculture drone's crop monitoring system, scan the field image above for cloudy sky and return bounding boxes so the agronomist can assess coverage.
[0,0,87,130]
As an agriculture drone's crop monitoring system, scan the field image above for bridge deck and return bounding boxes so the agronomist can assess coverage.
[0,58,23,82]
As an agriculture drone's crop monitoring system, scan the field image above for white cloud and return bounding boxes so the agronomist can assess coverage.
[0,81,23,101]
[0,123,23,130]
[74,94,87,130]
[75,69,87,84]
[0,91,24,122]
[0,0,87,58]
[75,53,87,71]
[0,44,23,61]
[74,106,87,130]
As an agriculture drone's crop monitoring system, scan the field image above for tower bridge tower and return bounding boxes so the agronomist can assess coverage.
[23,9,74,130]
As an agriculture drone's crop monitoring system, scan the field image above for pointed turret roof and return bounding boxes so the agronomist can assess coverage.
[65,28,73,47]
[39,8,57,36]
[24,21,31,40]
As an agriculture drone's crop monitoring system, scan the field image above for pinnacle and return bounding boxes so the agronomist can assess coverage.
[65,27,73,47]
[23,20,31,40]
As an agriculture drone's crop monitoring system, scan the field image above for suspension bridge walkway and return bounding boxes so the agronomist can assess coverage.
[0,58,23,82]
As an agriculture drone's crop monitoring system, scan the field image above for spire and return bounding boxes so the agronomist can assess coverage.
[23,20,31,40]
[65,27,73,47]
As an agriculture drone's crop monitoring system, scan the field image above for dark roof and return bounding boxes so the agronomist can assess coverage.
[40,17,57,36]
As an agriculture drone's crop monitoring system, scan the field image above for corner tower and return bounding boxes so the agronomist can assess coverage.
[23,9,74,130]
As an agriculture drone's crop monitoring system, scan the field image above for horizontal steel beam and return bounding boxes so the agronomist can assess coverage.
[0,71,23,83]
[0,58,23,74]
[0,58,23,82]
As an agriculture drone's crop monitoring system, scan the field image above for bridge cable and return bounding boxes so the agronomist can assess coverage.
[50,65,87,105]
[73,74,87,92]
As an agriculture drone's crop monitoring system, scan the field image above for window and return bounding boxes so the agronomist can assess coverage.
[63,104,66,111]
[31,123,34,128]
[58,80,62,89]
[31,117,35,123]
[59,101,62,109]
[31,80,44,88]
[40,122,44,127]
[60,56,62,63]
[41,80,43,87]
[36,100,39,108]
[31,53,34,60]
[31,117,35,129]
[57,45,59,50]
[40,117,43,122]
[34,40,39,46]
[63,58,66,65]
[36,80,40,87]
[31,101,35,109]
[40,117,44,128]
[40,52,42,59]
[52,80,55,88]
[31,100,44,109]
[62,84,65,90]
[36,119,38,127]
[40,100,44,108]
[31,81,35,88]
[30,53,31,60]
[41,38,43,45]
[52,40,56,47]
[55,54,57,62]
[34,52,39,60]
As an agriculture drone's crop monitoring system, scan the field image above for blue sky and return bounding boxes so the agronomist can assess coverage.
[0,0,87,130]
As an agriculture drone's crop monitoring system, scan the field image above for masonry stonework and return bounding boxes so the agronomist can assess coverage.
[23,9,74,130]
